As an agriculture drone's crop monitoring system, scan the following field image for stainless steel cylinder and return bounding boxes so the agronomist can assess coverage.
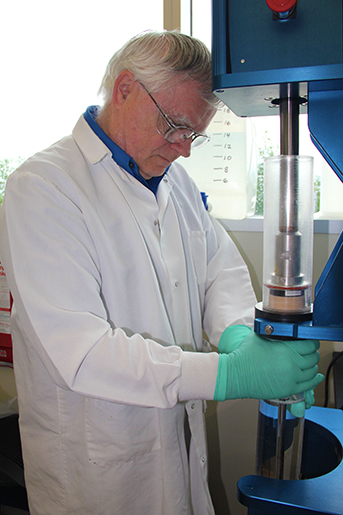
[262,155,314,314]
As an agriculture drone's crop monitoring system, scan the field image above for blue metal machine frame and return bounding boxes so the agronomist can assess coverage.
[212,0,343,341]
[238,407,343,515]
[211,1,343,513]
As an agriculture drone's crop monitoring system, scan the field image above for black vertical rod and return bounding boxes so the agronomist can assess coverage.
[279,83,300,156]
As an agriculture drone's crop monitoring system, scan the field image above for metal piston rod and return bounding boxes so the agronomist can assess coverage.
[275,84,302,291]
[273,84,304,480]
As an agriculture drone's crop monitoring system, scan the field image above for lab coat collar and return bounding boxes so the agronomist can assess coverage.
[82,106,169,196]
[72,112,111,165]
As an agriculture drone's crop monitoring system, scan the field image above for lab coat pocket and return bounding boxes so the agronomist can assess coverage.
[187,230,207,285]
[85,399,161,466]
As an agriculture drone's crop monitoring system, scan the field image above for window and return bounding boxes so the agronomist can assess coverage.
[0,0,163,168]
[179,0,343,221]
[252,114,343,220]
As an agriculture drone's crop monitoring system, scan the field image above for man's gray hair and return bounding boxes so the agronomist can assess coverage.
[98,30,218,107]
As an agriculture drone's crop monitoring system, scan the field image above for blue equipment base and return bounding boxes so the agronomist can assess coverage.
[237,406,343,514]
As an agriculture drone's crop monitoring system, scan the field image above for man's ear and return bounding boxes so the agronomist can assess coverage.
[112,70,136,107]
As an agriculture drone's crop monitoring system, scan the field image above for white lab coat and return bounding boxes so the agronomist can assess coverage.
[0,114,256,515]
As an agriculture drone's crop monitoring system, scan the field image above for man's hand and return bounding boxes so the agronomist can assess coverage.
[214,326,324,402]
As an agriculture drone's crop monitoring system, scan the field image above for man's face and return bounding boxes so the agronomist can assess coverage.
[116,78,215,180]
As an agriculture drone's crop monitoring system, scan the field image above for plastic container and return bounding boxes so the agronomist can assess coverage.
[262,155,314,314]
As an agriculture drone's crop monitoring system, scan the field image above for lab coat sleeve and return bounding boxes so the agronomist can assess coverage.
[169,163,257,349]
[0,170,219,409]
[201,201,257,346]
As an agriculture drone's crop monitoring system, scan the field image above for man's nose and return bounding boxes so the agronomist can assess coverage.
[170,138,192,158]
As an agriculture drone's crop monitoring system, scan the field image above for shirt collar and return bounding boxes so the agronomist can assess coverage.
[83,106,167,195]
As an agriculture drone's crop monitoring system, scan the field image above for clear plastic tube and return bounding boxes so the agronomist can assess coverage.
[262,155,314,314]
[256,395,305,480]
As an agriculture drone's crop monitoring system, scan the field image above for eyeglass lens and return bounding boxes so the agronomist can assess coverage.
[157,114,209,148]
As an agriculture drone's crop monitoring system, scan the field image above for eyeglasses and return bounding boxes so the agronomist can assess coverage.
[139,82,210,149]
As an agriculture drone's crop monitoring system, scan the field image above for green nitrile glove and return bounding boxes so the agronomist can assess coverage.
[288,389,315,418]
[217,326,321,416]
[214,331,324,402]
[218,325,252,353]
[288,398,306,418]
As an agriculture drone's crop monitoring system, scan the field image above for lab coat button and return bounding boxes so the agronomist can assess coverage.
[191,403,195,410]
[201,456,206,464]
[174,281,179,287]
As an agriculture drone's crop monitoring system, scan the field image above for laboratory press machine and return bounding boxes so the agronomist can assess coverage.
[212,1,343,513]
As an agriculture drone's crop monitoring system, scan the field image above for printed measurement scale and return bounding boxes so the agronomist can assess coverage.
[178,106,256,219]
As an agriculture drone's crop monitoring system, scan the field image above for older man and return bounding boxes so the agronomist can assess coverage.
[0,31,322,514]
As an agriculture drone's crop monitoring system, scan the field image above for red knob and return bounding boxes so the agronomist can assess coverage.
[266,0,297,12]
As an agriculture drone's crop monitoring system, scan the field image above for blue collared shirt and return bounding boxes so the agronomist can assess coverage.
[83,106,167,195]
